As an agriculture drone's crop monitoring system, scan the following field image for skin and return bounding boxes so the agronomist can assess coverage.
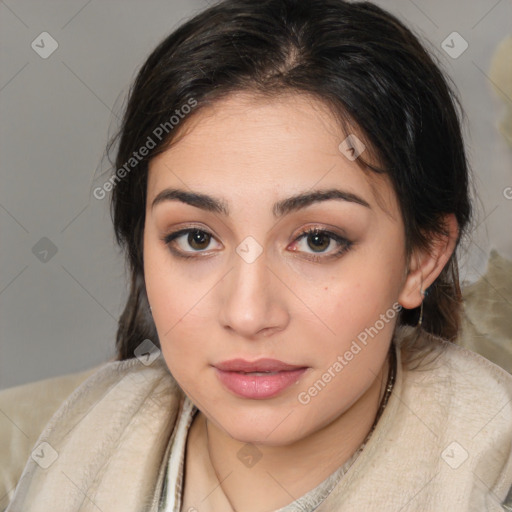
[143,91,458,511]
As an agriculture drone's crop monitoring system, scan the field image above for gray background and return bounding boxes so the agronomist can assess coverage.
[1,0,511,389]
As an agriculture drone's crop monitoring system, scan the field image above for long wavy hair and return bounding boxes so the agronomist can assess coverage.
[107,0,474,366]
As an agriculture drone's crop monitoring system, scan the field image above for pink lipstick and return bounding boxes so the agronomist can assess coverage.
[213,358,308,399]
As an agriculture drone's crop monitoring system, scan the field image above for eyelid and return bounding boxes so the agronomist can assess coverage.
[160,224,222,258]
[289,226,352,260]
[161,224,353,260]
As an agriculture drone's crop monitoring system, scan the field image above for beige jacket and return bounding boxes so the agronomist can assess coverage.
[1,324,512,512]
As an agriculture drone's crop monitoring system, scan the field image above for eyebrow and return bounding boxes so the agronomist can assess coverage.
[151,187,371,217]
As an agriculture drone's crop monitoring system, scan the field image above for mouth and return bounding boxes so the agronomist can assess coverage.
[214,358,305,373]
[232,371,284,376]
[213,358,308,399]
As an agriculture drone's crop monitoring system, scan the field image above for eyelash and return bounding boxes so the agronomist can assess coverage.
[161,226,353,262]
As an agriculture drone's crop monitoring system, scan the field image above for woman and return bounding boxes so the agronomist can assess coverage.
[3,0,512,510]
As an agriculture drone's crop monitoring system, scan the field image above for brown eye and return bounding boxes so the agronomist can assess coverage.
[188,230,211,250]
[290,227,353,261]
[306,231,330,252]
[162,227,222,258]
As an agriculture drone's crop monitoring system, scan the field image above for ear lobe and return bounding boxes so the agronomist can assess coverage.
[398,213,459,310]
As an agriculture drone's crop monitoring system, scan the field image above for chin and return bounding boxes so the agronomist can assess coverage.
[212,405,308,447]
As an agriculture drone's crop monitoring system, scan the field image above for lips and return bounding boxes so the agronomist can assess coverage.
[214,358,305,373]
[213,358,308,399]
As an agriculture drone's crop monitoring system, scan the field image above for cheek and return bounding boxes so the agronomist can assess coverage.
[144,236,190,349]
[292,257,400,388]
[295,276,396,415]
[305,267,396,337]
[143,241,216,386]
[144,229,202,322]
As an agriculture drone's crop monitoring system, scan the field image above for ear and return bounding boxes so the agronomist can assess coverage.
[398,213,459,309]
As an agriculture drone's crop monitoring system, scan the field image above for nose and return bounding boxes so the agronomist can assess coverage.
[218,250,290,339]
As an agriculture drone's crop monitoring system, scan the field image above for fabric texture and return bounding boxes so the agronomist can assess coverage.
[459,249,512,374]
[0,365,102,511]
[1,324,512,511]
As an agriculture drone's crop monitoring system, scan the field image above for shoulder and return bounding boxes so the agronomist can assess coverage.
[0,355,179,508]
[399,330,512,506]
[402,329,512,439]
[403,331,512,406]
[0,365,101,508]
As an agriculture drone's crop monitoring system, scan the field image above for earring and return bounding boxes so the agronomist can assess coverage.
[417,288,425,328]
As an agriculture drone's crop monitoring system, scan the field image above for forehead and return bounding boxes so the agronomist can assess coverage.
[147,91,398,220]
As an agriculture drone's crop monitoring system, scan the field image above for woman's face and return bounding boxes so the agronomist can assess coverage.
[144,92,413,445]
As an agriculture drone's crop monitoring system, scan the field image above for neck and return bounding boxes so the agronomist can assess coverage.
[200,350,393,512]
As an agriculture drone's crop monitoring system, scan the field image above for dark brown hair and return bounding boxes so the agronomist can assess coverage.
[107,0,473,364]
